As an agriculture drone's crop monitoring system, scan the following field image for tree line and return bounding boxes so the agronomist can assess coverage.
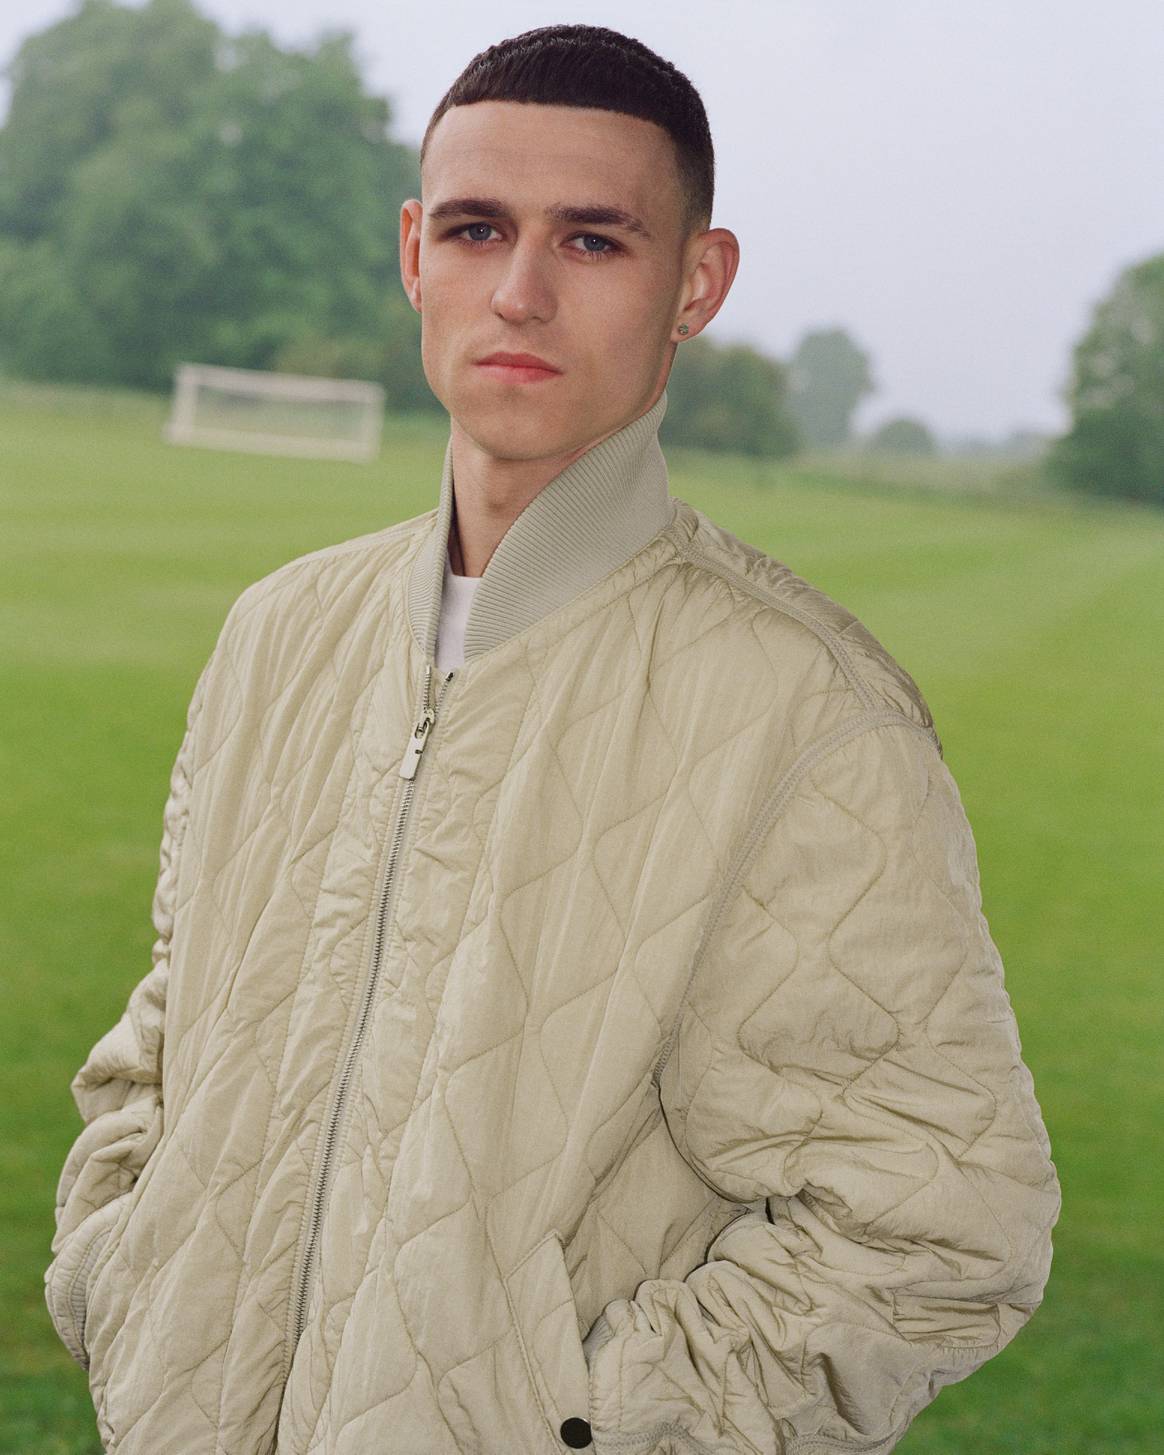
[0,0,946,460]
[1,0,1160,504]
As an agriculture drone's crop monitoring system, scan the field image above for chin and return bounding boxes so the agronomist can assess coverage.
[454,384,586,461]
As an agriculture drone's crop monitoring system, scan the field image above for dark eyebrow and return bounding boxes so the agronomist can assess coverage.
[426,196,653,241]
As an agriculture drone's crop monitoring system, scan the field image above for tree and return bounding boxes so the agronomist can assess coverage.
[0,0,219,243]
[661,336,801,459]
[866,416,937,456]
[786,327,876,448]
[1047,251,1164,505]
[0,0,431,407]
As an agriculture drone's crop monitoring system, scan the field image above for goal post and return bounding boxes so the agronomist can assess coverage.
[164,363,386,462]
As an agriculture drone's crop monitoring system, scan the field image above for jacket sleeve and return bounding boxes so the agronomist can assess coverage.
[583,718,1062,1455]
[43,661,210,1368]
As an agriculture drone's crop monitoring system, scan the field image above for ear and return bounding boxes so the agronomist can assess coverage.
[400,199,423,313]
[672,227,741,342]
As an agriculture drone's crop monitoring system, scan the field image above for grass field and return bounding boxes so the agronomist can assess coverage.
[2,380,1161,1454]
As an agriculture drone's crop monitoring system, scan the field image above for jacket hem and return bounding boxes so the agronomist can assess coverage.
[592,1420,721,1453]
[785,1435,902,1455]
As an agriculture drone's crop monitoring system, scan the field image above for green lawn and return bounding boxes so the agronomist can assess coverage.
[2,382,1161,1453]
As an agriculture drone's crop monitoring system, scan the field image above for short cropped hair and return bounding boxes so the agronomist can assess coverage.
[421,24,714,234]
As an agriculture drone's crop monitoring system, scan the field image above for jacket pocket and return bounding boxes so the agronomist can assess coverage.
[505,1230,594,1450]
[44,1188,132,1369]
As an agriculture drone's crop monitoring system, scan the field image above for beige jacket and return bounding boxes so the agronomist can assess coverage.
[45,391,1061,1454]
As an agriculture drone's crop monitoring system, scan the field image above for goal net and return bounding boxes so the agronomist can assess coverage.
[164,363,385,462]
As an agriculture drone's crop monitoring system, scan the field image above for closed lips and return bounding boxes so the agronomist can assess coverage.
[477,353,561,371]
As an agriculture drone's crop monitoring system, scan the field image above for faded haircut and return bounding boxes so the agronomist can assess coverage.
[421,24,714,235]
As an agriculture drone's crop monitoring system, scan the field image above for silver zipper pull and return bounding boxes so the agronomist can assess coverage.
[398,706,436,780]
[398,662,438,780]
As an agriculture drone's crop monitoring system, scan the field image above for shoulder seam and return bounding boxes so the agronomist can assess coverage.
[650,710,938,1089]
[676,538,891,719]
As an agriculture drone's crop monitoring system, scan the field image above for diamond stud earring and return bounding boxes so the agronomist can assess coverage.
[677,324,689,335]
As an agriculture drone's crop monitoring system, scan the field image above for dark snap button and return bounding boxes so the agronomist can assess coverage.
[560,1416,592,1448]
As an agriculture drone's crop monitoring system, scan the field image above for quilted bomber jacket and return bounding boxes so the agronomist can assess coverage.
[45,390,1061,1455]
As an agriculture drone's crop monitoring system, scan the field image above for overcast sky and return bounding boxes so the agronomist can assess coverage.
[3,0,1163,439]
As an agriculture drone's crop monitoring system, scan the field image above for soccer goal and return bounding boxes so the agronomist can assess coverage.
[164,363,385,462]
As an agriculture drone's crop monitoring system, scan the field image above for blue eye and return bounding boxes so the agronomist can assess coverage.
[570,234,619,259]
[451,223,620,260]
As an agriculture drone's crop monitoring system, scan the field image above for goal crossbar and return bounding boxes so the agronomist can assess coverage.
[165,362,386,462]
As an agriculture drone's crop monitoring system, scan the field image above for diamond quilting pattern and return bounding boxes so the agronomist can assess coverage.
[45,500,1058,1455]
[634,718,1059,1452]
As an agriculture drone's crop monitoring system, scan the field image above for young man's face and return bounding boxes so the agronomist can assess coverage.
[402,100,699,463]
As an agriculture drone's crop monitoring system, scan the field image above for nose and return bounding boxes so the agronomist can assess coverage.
[490,240,557,326]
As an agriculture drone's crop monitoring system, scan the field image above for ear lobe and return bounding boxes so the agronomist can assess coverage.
[400,266,422,314]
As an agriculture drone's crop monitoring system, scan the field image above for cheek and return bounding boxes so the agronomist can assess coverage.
[416,267,473,359]
[418,246,478,312]
[590,277,673,358]
[570,260,661,319]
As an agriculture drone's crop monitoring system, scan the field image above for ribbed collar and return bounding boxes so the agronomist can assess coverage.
[406,389,676,663]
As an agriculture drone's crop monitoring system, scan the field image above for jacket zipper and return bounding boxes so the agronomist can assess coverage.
[285,658,455,1368]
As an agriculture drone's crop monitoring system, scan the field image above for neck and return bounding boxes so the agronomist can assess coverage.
[446,401,658,578]
[409,388,674,664]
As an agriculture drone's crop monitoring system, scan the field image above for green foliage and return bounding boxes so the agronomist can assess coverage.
[0,0,431,407]
[0,0,220,243]
[787,326,876,448]
[866,415,937,455]
[272,301,429,415]
[661,336,801,458]
[1047,251,1164,505]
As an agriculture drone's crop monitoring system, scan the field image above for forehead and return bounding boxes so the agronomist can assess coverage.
[423,101,679,219]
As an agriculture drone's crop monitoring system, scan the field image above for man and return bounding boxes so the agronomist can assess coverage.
[45,24,1060,1455]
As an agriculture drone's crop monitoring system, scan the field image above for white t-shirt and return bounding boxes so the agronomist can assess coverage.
[435,546,481,672]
